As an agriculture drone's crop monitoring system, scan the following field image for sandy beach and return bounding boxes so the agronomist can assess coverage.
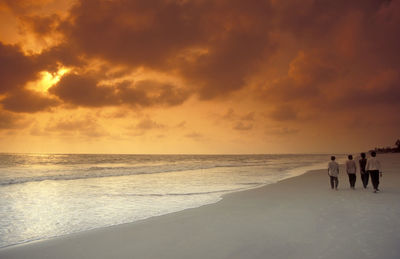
[1,154,399,259]
[1,0,399,257]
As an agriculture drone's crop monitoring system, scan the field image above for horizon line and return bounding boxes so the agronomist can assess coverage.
[0,151,361,156]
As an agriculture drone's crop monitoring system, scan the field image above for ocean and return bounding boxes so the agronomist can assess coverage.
[0,153,329,248]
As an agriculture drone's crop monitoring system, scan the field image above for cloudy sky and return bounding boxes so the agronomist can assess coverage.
[0,0,399,154]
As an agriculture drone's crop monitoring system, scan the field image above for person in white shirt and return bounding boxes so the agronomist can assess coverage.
[328,156,339,190]
[345,155,357,189]
[366,151,382,193]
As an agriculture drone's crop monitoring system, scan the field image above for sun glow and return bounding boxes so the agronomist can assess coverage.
[27,67,70,93]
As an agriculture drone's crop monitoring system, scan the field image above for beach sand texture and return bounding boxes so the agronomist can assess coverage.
[1,154,399,259]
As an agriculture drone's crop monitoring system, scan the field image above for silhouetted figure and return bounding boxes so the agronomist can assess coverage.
[328,156,339,190]
[366,151,382,193]
[346,155,357,189]
[359,153,369,188]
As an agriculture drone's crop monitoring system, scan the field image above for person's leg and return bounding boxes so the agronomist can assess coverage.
[329,176,334,189]
[334,177,338,189]
[370,171,375,189]
[349,174,356,188]
[361,173,366,188]
[365,172,369,187]
[352,174,356,188]
[370,170,379,191]
[348,174,352,188]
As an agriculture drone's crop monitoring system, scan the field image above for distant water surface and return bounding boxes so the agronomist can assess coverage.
[0,154,328,248]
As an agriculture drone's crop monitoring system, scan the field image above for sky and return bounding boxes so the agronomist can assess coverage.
[0,0,399,154]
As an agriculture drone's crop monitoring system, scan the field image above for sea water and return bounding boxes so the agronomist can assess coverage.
[0,154,329,248]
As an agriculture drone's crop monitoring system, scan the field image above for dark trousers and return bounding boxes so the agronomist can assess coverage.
[369,170,380,190]
[360,171,369,188]
[348,174,356,188]
[329,176,338,189]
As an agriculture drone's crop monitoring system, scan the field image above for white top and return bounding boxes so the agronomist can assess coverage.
[328,161,339,177]
[346,160,357,174]
[366,157,381,171]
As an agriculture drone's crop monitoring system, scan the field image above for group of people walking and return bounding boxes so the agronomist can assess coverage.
[327,151,382,193]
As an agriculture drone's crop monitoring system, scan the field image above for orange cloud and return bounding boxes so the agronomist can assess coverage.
[0,0,399,153]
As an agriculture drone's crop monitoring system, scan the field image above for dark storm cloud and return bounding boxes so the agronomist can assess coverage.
[49,73,117,107]
[0,0,44,14]
[52,0,399,106]
[2,0,400,118]
[20,14,61,36]
[119,80,189,107]
[332,70,400,110]
[49,73,189,108]
[181,25,274,99]
[38,44,86,69]
[59,0,208,68]
[261,0,400,113]
[54,0,275,98]
[0,42,43,94]
[0,42,60,113]
[263,50,342,105]
[1,89,58,113]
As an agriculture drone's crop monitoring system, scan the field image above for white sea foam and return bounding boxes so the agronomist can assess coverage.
[0,153,331,248]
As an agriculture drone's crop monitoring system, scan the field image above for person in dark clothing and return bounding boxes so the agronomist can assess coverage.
[359,153,369,188]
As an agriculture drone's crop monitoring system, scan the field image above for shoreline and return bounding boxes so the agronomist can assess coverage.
[1,154,399,258]
[0,161,326,249]
[1,168,322,251]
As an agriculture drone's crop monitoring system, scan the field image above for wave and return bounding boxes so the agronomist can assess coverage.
[0,163,270,186]
[0,154,329,186]
[108,185,265,197]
